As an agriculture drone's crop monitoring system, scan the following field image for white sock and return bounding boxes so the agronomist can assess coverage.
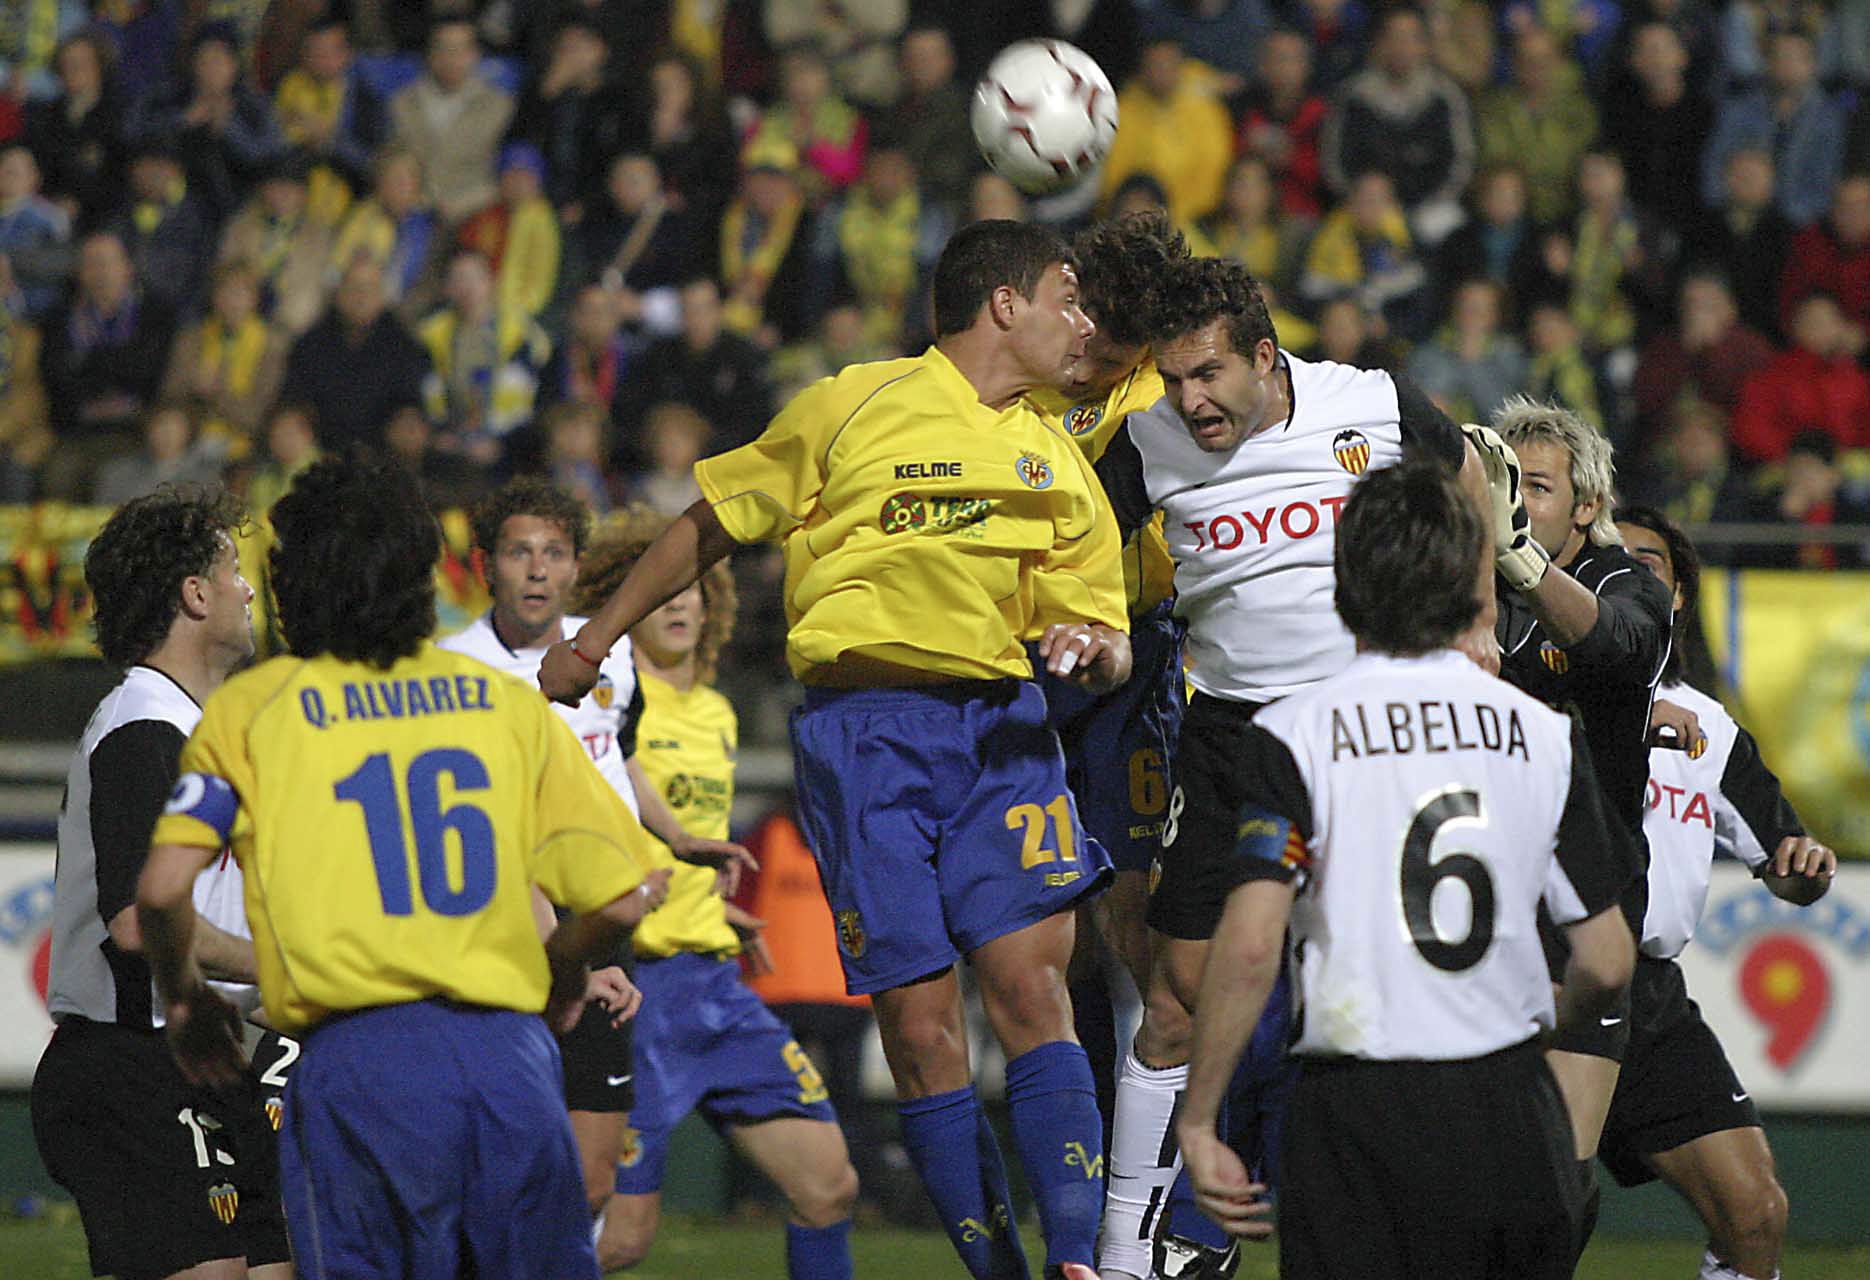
[1098,1047,1186,1278]
[1699,1247,1778,1280]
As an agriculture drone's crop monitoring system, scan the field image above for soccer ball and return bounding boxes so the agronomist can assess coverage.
[971,40,1119,195]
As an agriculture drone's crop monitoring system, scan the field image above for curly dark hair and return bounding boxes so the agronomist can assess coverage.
[573,507,738,685]
[269,454,439,668]
[85,486,246,669]
[1334,460,1486,655]
[1073,211,1191,349]
[1142,254,1278,356]
[469,476,592,561]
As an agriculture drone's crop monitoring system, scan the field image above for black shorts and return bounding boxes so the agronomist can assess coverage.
[1598,956,1761,1188]
[1280,1040,1578,1280]
[1539,905,1634,1061]
[1145,691,1265,940]
[30,1018,291,1280]
[560,996,635,1113]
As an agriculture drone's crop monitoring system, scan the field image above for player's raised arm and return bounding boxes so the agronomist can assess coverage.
[541,498,736,705]
[544,373,837,704]
[1473,403,1672,663]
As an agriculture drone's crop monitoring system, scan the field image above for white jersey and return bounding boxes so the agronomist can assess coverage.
[1238,651,1633,1061]
[1641,681,1799,959]
[438,613,642,816]
[1100,354,1465,703]
[47,667,259,1026]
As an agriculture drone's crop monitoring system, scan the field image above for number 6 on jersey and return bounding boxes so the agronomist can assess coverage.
[1400,786,1497,973]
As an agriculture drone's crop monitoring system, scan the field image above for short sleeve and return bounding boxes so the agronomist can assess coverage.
[1394,372,1464,469]
[1226,725,1317,888]
[693,379,832,544]
[90,721,188,923]
[1546,720,1638,923]
[527,699,660,913]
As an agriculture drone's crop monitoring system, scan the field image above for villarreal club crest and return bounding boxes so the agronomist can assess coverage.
[1015,451,1055,490]
[1063,402,1103,437]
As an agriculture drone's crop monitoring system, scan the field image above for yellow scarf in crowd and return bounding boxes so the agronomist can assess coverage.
[719,193,802,335]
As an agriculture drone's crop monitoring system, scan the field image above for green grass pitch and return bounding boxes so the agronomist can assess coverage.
[4,1215,1869,1278]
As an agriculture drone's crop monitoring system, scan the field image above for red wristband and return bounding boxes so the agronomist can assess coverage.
[568,639,605,669]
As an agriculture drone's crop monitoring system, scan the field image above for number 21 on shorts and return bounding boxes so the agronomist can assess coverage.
[1004,795,1082,886]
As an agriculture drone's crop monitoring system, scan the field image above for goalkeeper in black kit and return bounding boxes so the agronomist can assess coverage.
[1463,396,1686,1260]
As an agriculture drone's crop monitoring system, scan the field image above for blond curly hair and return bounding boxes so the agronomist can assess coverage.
[573,505,738,684]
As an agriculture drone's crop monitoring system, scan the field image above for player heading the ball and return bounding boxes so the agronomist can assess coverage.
[540,219,1128,1280]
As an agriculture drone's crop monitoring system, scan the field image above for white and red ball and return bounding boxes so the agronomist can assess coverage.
[971,40,1119,195]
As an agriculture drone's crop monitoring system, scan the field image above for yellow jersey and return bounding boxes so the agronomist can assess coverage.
[629,671,741,959]
[151,644,657,1034]
[1031,360,1175,614]
[693,347,1128,684]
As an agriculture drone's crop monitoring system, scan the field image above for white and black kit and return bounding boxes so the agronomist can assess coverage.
[1497,539,1672,1060]
[1095,355,1467,939]
[439,614,642,1110]
[1598,682,1802,1186]
[1224,651,1637,1280]
[32,667,292,1280]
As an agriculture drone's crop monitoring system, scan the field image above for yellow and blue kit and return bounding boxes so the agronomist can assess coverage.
[693,347,1127,992]
[619,670,837,1196]
[154,643,656,1279]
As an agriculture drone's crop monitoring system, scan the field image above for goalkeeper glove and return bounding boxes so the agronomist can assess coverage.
[1461,422,1550,593]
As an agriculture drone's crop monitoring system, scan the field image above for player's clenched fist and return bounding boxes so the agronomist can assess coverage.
[538,634,603,706]
[1772,836,1835,882]
[1039,621,1133,694]
[1461,422,1551,593]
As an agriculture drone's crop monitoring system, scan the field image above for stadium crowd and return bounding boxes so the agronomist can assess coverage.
[1,0,1868,712]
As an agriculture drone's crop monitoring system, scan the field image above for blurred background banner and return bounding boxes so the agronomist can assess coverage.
[1678,863,1870,1110]
[1701,568,1870,859]
[0,503,493,662]
[0,845,52,1089]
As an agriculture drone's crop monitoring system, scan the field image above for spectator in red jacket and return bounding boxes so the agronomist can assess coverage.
[1778,173,1870,353]
[1631,270,1777,452]
[1237,28,1329,220]
[1733,291,1870,464]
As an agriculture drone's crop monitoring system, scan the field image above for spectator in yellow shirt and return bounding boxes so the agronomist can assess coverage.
[1100,36,1235,226]
[455,143,561,319]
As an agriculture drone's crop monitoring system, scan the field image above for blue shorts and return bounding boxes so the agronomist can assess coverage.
[281,1001,595,1280]
[1035,600,1187,875]
[1230,963,1297,1193]
[790,679,1113,995]
[614,951,837,1195]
